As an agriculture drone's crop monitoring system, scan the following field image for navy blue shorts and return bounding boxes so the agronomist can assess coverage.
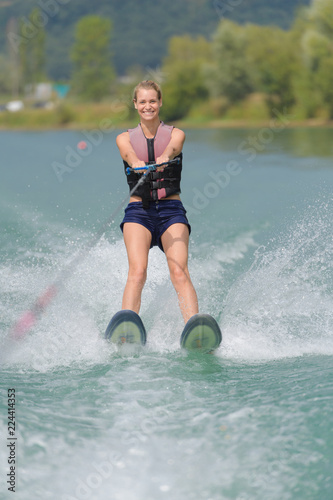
[120,200,191,252]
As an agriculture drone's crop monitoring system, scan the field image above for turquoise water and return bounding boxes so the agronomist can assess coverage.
[1,128,333,499]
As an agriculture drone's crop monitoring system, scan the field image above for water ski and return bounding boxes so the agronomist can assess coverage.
[105,310,146,346]
[180,314,222,352]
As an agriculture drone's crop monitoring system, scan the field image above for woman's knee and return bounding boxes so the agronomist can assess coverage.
[127,264,147,286]
[169,263,188,286]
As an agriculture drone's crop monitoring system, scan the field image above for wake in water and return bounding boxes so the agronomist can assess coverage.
[1,198,332,368]
[222,200,333,360]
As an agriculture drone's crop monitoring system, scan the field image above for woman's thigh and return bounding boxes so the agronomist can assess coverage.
[160,223,190,269]
[123,222,152,269]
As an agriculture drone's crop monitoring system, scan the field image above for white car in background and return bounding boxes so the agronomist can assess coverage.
[6,100,24,112]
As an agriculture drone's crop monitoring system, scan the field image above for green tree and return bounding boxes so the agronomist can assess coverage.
[161,35,211,121]
[0,54,12,94]
[308,0,333,37]
[295,0,333,117]
[71,16,115,101]
[315,55,333,117]
[245,25,296,115]
[6,17,20,96]
[211,20,253,103]
[19,8,46,90]
[289,12,320,117]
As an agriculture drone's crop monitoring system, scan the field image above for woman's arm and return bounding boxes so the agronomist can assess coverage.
[116,132,146,169]
[156,128,185,165]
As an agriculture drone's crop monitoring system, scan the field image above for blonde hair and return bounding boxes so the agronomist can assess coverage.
[133,80,162,102]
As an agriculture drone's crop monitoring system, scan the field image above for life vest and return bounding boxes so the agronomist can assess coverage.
[124,122,182,208]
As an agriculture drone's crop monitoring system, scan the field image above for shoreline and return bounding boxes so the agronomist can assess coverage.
[1,117,333,132]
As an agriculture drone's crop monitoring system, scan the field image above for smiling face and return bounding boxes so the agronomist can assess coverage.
[134,88,162,123]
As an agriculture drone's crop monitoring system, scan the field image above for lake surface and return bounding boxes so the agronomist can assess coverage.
[1,127,332,499]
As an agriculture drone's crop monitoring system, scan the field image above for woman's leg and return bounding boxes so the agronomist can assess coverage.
[122,223,152,313]
[161,223,198,323]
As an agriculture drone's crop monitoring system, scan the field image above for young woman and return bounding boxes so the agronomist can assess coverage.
[116,80,198,323]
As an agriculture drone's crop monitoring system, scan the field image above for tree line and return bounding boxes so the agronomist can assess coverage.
[0,0,306,79]
[161,0,333,121]
[2,0,333,121]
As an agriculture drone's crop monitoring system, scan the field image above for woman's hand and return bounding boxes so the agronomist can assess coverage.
[155,155,170,171]
[131,159,147,173]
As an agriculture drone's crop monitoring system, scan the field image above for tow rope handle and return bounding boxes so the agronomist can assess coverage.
[126,157,180,175]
